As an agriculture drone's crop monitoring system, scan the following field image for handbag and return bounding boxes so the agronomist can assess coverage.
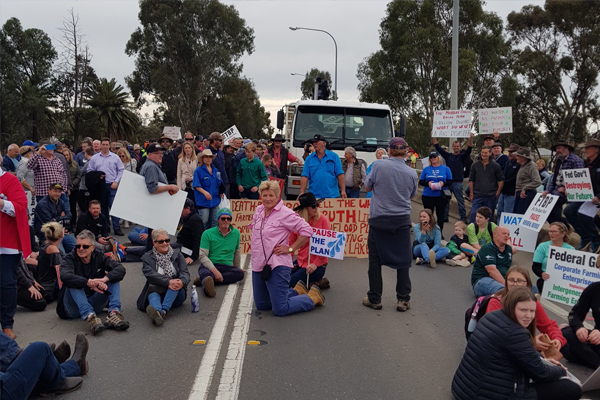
[431,167,452,200]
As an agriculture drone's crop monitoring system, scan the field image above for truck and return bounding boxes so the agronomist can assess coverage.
[276,99,396,199]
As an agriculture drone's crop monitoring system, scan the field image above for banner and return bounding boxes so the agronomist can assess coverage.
[268,176,284,200]
[542,246,600,306]
[478,107,512,134]
[231,198,370,258]
[498,212,537,253]
[432,110,472,138]
[221,125,243,146]
[518,193,559,232]
[309,228,346,260]
[162,126,181,140]
[563,168,594,202]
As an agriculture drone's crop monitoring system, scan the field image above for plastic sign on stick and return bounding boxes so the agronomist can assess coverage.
[478,107,512,134]
[432,110,472,138]
[498,212,537,253]
[309,228,347,260]
[221,125,243,146]
[563,168,594,202]
[518,193,559,232]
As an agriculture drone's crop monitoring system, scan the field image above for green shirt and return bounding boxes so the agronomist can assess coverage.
[533,241,575,272]
[471,241,513,287]
[466,222,497,246]
[236,157,268,189]
[200,226,240,265]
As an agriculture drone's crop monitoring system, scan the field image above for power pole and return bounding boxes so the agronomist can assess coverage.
[450,0,460,148]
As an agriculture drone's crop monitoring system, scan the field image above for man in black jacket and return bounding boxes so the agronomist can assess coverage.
[176,199,204,264]
[496,143,520,222]
[57,230,129,335]
[75,200,111,252]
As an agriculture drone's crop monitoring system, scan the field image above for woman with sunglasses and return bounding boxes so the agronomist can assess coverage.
[177,142,198,201]
[289,193,330,289]
[193,149,223,229]
[137,229,189,326]
[531,222,574,293]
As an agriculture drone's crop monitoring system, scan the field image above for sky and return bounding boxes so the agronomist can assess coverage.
[0,0,545,130]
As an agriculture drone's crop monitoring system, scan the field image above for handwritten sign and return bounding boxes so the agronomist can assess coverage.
[478,107,512,134]
[542,246,600,306]
[268,177,284,200]
[221,125,243,145]
[432,110,472,138]
[231,198,370,258]
[162,126,181,140]
[519,193,559,232]
[563,168,594,202]
[499,212,537,253]
[310,228,346,260]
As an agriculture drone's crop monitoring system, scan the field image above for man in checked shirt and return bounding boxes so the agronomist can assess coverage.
[26,139,69,205]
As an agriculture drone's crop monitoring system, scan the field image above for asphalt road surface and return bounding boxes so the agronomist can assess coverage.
[11,203,600,400]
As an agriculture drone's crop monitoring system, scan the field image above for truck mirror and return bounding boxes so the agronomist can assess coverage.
[276,109,284,130]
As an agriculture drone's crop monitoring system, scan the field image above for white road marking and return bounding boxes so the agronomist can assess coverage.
[541,298,593,330]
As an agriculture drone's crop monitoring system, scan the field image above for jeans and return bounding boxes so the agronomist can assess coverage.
[148,288,186,313]
[412,244,451,262]
[128,227,147,246]
[496,193,515,223]
[444,181,466,221]
[252,266,314,316]
[197,263,245,285]
[60,234,77,254]
[198,207,218,230]
[564,202,600,249]
[422,195,448,231]
[240,189,260,200]
[514,190,537,215]
[102,183,120,231]
[62,282,122,320]
[367,230,411,303]
[469,195,498,224]
[473,277,504,297]
[0,254,20,329]
[345,188,360,198]
[289,265,326,288]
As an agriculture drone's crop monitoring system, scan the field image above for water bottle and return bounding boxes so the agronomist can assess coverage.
[467,312,478,333]
[191,285,199,313]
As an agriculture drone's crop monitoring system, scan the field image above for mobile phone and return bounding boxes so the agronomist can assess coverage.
[45,144,56,151]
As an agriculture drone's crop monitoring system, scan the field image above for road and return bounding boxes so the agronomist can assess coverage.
[11,203,600,400]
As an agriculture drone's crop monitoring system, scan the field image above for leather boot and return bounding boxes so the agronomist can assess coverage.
[53,340,71,363]
[293,280,308,295]
[307,285,325,307]
[39,377,83,397]
[71,332,89,375]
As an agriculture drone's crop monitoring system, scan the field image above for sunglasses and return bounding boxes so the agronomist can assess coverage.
[75,244,92,249]
[310,205,319,209]
[220,217,232,221]
[184,138,194,141]
[160,140,170,144]
[215,139,223,142]
[154,238,171,244]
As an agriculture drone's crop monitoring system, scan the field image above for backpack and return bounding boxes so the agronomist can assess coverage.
[474,222,494,239]
[464,294,495,340]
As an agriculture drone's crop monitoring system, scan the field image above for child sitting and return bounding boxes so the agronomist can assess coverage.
[445,221,471,267]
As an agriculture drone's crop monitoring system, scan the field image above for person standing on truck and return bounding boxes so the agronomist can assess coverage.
[299,134,347,199]
[268,134,302,183]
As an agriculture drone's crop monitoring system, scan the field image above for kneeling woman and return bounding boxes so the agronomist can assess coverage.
[452,287,581,400]
[137,229,190,326]
[413,209,450,268]
[249,180,324,316]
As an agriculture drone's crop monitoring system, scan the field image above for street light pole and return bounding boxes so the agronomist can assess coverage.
[289,26,337,101]
[450,0,459,110]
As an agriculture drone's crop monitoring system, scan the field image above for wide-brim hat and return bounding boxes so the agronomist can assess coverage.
[551,140,575,152]
[514,146,535,160]
[272,134,284,142]
[507,143,520,153]
[584,138,600,149]
[293,193,324,211]
[159,135,173,143]
[199,149,215,159]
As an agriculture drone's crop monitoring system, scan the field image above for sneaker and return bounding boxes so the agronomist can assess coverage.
[445,259,457,267]
[86,314,105,336]
[146,305,164,326]
[112,241,125,262]
[113,228,124,237]
[104,310,130,331]
[202,276,217,298]
[397,300,411,312]
[415,257,423,265]
[457,259,472,267]
[429,250,437,268]
[123,220,130,228]
[363,297,382,310]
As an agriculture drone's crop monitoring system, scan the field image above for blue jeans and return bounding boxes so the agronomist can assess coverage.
[198,207,218,230]
[445,181,466,221]
[62,282,122,320]
[241,189,260,200]
[103,183,120,231]
[60,234,76,254]
[148,288,186,313]
[496,193,515,223]
[514,190,537,215]
[564,202,600,249]
[473,277,505,296]
[345,188,360,198]
[289,265,326,288]
[128,227,147,246]
[412,244,451,262]
[0,254,19,329]
[252,266,314,316]
[470,195,498,223]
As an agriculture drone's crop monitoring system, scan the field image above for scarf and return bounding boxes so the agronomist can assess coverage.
[152,246,176,278]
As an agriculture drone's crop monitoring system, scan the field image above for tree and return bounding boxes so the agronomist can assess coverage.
[300,68,334,100]
[125,0,255,133]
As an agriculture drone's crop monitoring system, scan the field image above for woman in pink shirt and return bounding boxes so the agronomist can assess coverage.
[249,181,325,316]
[289,193,330,288]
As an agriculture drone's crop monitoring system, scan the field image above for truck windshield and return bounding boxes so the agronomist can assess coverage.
[293,105,392,150]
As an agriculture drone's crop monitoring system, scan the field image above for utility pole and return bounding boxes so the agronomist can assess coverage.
[450,0,460,148]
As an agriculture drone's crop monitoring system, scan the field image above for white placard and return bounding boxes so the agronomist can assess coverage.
[563,168,594,202]
[478,107,512,134]
[432,110,472,138]
[110,171,187,236]
[162,126,181,140]
[309,228,347,261]
[221,125,243,145]
[542,246,600,306]
[518,193,559,232]
[579,201,600,218]
[420,157,430,168]
[498,212,537,253]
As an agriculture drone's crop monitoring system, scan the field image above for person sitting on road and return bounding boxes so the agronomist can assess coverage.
[17,257,48,312]
[461,206,497,257]
[289,193,330,289]
[192,208,244,298]
[471,226,516,297]
[57,230,129,335]
[75,200,113,253]
[128,226,149,247]
[532,222,574,294]
[34,183,76,253]
[31,222,65,305]
[137,229,189,326]
[413,209,450,268]
[452,287,582,400]
[445,221,471,267]
[175,198,204,264]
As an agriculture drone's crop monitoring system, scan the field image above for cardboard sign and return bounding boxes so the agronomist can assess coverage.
[421,157,430,168]
[310,228,346,260]
[432,110,472,138]
[478,107,512,134]
[231,198,370,258]
[542,246,600,306]
[162,126,181,140]
[110,171,187,235]
[221,125,243,145]
[268,177,284,200]
[499,212,537,253]
[518,193,559,232]
[563,168,594,202]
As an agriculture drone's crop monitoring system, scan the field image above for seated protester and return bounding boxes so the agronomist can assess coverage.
[486,266,567,359]
[236,142,268,200]
[413,209,451,268]
[16,258,48,312]
[31,222,65,304]
[175,198,204,264]
[445,220,471,267]
[57,230,129,335]
[128,226,148,246]
[452,287,582,400]
[137,229,190,326]
[193,208,244,298]
[75,200,112,253]
[532,222,574,293]
[34,183,76,253]
[461,206,497,257]
[289,193,330,288]
[471,226,516,296]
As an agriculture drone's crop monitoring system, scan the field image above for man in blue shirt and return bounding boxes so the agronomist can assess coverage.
[299,134,347,198]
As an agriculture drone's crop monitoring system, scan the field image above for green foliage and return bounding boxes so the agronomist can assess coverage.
[300,68,334,100]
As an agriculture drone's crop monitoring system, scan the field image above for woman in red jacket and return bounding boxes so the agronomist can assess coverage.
[486,266,566,356]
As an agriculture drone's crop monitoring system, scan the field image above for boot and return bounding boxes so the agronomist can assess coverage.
[71,333,89,375]
[202,276,216,298]
[39,377,83,397]
[307,285,325,307]
[86,314,105,336]
[293,280,308,295]
[53,340,71,363]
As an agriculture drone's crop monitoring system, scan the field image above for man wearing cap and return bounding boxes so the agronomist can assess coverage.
[468,145,504,223]
[491,142,508,169]
[2,144,20,175]
[268,134,302,183]
[564,138,600,251]
[174,198,204,264]
[33,183,76,253]
[544,140,585,225]
[497,143,521,221]
[27,140,69,203]
[300,134,346,198]
[363,137,417,311]
[158,136,177,184]
[513,147,541,214]
[193,208,244,298]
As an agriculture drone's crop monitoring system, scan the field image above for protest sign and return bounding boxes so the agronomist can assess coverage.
[579,201,600,218]
[231,198,370,258]
[563,168,594,202]
[421,157,430,169]
[432,110,472,138]
[542,246,600,306]
[268,176,284,200]
[478,107,512,134]
[310,228,347,260]
[518,193,559,232]
[498,212,537,253]
[26,191,35,220]
[162,126,181,140]
[110,171,187,236]
[221,125,243,145]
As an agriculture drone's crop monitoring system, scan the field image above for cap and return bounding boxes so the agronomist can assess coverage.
[243,139,253,146]
[133,144,141,150]
[209,132,224,141]
[217,208,232,219]
[429,151,440,158]
[23,140,37,147]
[389,137,408,150]
[184,198,195,210]
[310,134,327,143]
[146,143,163,154]
[203,135,210,141]
[194,135,202,141]
[114,142,123,149]
[176,139,184,144]
[491,142,503,148]
[48,183,63,190]
[507,143,520,153]
[483,135,495,141]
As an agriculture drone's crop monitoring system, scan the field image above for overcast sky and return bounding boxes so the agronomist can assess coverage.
[1,0,544,130]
